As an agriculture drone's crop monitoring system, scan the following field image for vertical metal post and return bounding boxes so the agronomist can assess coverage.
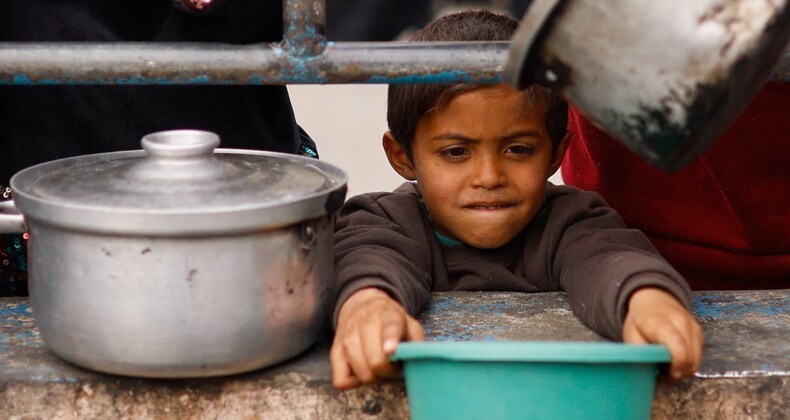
[283,0,327,57]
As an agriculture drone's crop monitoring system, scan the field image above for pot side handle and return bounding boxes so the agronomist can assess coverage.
[0,199,27,234]
[324,184,348,214]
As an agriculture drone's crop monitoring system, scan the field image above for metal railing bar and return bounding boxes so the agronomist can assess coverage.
[0,41,507,85]
[1,42,786,85]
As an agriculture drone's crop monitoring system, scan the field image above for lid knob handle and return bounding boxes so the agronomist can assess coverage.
[141,130,220,159]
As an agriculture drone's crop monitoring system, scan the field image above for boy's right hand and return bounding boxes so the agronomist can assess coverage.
[330,287,425,390]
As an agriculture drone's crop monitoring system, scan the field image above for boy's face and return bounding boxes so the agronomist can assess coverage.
[384,85,569,249]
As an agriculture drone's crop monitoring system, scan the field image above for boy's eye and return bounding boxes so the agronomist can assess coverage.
[507,145,535,155]
[441,147,469,158]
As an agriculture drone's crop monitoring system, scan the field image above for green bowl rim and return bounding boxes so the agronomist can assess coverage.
[390,341,671,364]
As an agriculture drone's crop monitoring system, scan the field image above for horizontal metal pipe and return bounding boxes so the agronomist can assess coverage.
[0,42,786,85]
[0,41,506,85]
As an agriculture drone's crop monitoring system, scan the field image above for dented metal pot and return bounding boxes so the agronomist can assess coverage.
[505,0,790,171]
[0,130,347,378]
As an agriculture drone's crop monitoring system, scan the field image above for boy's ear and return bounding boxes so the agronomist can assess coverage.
[383,131,417,181]
[548,130,572,176]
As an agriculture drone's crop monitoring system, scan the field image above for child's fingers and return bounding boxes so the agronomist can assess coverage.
[339,327,376,384]
[691,320,704,373]
[330,338,361,390]
[330,289,423,389]
[625,313,693,379]
[624,288,703,380]
[366,311,425,379]
[381,314,405,355]
[622,320,648,344]
[668,314,704,379]
[681,315,704,375]
[383,314,424,350]
[643,316,694,379]
[362,313,401,378]
[405,316,425,342]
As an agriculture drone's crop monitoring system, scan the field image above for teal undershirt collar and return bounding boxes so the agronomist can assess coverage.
[434,230,464,246]
[428,213,464,246]
[429,212,464,246]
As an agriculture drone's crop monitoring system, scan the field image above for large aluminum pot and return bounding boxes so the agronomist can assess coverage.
[504,0,790,171]
[0,130,347,378]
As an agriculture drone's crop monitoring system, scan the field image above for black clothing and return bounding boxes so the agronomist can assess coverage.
[0,0,309,185]
[326,0,432,41]
[324,1,535,42]
[0,0,314,296]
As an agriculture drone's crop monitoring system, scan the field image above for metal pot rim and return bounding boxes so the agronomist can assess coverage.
[9,131,347,235]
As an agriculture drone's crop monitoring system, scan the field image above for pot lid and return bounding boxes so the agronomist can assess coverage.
[10,130,347,235]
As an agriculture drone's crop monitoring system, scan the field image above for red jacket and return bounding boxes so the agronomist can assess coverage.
[562,82,790,290]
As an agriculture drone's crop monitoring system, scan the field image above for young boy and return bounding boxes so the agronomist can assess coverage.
[330,10,703,390]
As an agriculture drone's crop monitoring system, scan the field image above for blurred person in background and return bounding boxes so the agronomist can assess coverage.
[326,0,533,41]
[562,82,790,290]
[0,0,318,296]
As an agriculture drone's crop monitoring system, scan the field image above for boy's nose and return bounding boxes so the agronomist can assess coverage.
[471,155,506,189]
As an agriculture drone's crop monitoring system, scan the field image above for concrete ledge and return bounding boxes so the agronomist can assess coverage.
[2,290,789,419]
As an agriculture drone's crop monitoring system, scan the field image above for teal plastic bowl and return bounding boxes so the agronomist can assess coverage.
[391,341,670,420]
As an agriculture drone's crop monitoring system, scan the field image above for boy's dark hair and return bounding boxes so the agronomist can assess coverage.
[387,9,568,160]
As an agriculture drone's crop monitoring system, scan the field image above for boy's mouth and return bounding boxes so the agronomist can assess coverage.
[463,202,513,210]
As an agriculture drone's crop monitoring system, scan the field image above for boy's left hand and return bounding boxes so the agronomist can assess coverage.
[623,287,704,380]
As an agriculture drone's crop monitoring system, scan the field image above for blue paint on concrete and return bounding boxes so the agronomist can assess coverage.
[28,374,79,383]
[429,330,506,343]
[430,334,500,342]
[693,293,790,321]
[0,303,31,319]
[0,330,41,351]
[425,298,512,316]
[474,302,511,313]
[425,298,456,313]
[10,362,81,383]
[0,329,41,349]
[423,314,508,342]
[13,329,38,342]
[0,303,39,350]
[432,334,475,342]
[0,303,32,327]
